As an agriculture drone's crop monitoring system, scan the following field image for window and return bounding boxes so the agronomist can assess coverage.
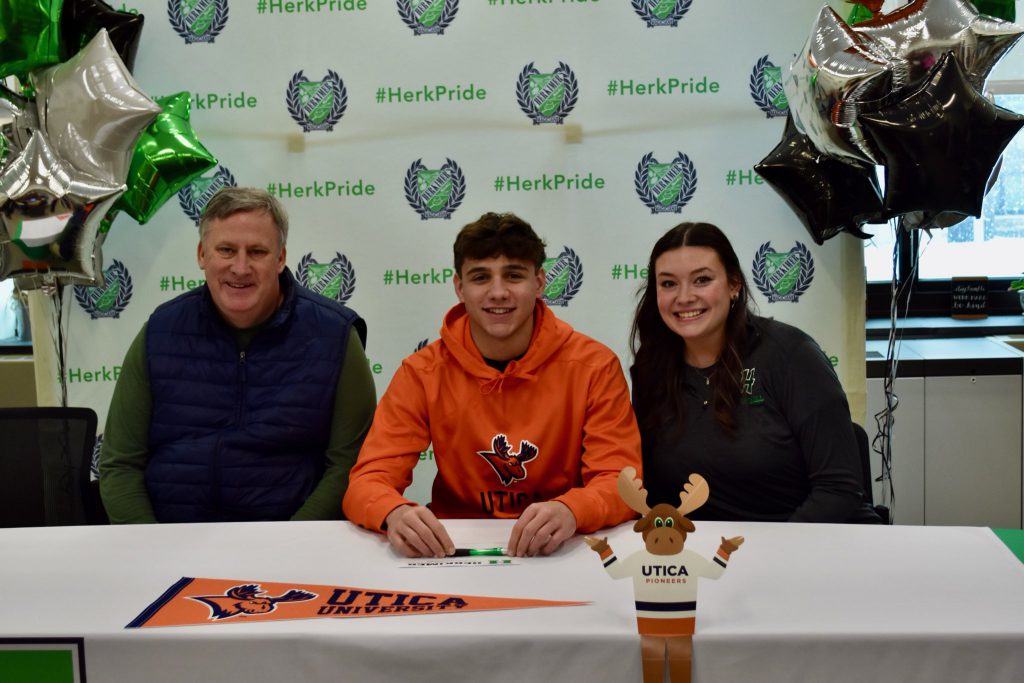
[0,279,31,352]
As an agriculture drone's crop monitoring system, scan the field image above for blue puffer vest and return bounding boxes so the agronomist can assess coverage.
[144,268,365,522]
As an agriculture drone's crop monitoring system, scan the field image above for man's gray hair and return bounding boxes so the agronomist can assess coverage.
[198,187,289,247]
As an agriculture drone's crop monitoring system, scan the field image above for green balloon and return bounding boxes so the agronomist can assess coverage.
[0,0,63,79]
[971,0,1015,22]
[115,92,217,224]
[845,4,876,25]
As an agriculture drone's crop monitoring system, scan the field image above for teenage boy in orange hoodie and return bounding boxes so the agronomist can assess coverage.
[343,212,641,558]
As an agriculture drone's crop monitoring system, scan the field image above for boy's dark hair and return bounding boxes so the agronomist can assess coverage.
[453,212,546,275]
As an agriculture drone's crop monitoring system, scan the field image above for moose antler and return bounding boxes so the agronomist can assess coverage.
[518,441,539,463]
[617,466,650,516]
[273,590,315,603]
[677,473,710,517]
[493,434,510,458]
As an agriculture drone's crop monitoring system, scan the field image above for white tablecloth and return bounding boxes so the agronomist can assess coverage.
[1,520,1022,682]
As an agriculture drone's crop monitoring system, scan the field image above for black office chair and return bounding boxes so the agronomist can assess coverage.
[0,407,106,527]
[852,422,890,524]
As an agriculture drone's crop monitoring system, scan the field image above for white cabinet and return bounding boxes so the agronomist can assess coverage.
[924,375,1022,528]
[866,337,1023,529]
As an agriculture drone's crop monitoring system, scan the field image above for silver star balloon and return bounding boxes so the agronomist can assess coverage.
[1,193,119,288]
[0,130,123,285]
[0,88,38,170]
[855,0,1024,91]
[0,130,123,205]
[786,6,902,164]
[31,28,160,187]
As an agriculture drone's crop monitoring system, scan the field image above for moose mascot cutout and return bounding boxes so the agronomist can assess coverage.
[585,467,744,683]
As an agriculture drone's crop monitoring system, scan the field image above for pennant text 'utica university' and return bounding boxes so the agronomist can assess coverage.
[127,577,588,628]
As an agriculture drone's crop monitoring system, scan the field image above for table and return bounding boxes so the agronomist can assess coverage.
[994,528,1024,563]
[1,520,1022,683]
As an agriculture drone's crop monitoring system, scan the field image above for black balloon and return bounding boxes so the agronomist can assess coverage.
[60,0,144,72]
[859,51,1024,220]
[899,152,1004,231]
[755,116,884,245]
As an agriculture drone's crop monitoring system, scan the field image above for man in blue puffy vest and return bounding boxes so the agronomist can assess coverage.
[99,188,376,522]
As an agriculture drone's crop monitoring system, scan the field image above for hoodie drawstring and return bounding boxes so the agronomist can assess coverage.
[480,375,507,394]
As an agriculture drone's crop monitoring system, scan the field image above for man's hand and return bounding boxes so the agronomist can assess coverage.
[383,505,455,558]
[507,501,577,557]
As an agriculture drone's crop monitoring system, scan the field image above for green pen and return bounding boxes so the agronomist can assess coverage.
[450,547,507,557]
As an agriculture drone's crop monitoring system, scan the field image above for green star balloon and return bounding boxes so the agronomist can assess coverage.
[971,0,1015,22]
[115,92,217,224]
[0,0,63,79]
[846,4,877,25]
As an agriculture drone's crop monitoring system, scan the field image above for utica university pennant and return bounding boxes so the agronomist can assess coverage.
[127,577,587,628]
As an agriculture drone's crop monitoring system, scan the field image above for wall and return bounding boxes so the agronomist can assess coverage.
[0,357,35,407]
[56,0,864,501]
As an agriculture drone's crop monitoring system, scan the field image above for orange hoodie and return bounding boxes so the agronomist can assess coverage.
[343,300,641,533]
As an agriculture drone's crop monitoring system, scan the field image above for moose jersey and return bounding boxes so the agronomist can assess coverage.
[343,300,641,533]
[599,546,731,636]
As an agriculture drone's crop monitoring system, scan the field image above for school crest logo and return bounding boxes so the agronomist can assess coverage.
[516,62,578,125]
[635,152,697,214]
[631,0,691,27]
[478,434,538,486]
[178,165,237,225]
[542,246,583,307]
[397,0,458,35]
[191,584,316,620]
[286,71,348,133]
[167,0,229,44]
[73,260,133,319]
[752,241,815,303]
[749,55,789,118]
[296,252,356,305]
[404,157,466,219]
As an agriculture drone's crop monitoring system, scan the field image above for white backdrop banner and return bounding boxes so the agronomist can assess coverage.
[65,0,860,503]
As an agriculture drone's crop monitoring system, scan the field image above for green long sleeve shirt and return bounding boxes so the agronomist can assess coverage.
[98,323,376,523]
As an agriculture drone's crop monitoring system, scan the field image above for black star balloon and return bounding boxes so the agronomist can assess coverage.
[899,156,1002,231]
[756,116,884,245]
[60,0,146,73]
[859,51,1024,219]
